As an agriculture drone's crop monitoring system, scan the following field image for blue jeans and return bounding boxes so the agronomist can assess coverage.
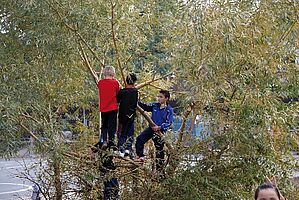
[135,127,165,170]
[118,118,134,153]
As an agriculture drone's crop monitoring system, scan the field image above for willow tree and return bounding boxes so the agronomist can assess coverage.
[160,0,299,199]
[1,0,177,199]
[0,0,298,199]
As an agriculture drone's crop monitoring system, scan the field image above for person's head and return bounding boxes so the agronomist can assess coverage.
[157,89,170,105]
[255,183,280,200]
[126,73,137,85]
[103,65,115,78]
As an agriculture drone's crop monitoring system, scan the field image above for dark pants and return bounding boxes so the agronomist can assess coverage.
[135,127,165,170]
[103,178,119,200]
[101,110,117,148]
[118,118,134,153]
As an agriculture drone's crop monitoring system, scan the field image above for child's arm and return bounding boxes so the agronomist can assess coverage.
[160,108,174,131]
[138,102,153,112]
[117,90,122,103]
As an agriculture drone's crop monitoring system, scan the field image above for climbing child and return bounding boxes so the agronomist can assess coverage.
[135,89,174,171]
[97,65,120,150]
[117,73,138,157]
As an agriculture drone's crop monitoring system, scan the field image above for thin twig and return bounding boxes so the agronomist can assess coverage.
[136,72,173,89]
[48,0,105,68]
[20,112,40,123]
[19,123,46,146]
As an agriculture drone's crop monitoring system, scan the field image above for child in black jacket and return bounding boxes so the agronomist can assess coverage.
[117,73,138,157]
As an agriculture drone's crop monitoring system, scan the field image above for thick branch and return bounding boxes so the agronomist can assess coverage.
[136,105,156,127]
[110,0,126,85]
[187,110,198,134]
[79,42,99,84]
[53,160,62,200]
[176,103,195,145]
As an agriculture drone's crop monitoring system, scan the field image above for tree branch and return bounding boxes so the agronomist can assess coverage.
[176,103,195,145]
[180,108,200,146]
[110,0,126,85]
[144,84,188,94]
[136,105,156,127]
[20,112,40,124]
[277,21,297,45]
[19,123,46,146]
[48,0,105,68]
[136,72,173,89]
[79,42,99,84]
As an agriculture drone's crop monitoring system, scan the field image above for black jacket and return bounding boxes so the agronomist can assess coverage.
[117,88,138,122]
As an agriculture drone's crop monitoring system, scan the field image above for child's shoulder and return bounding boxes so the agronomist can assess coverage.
[102,78,119,84]
[122,87,138,91]
[167,104,174,110]
[152,102,160,107]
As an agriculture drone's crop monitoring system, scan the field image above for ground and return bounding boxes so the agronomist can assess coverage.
[0,149,35,200]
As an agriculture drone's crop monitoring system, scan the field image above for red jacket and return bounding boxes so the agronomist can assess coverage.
[97,79,120,112]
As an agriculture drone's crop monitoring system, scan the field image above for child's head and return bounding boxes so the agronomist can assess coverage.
[158,89,170,104]
[254,183,280,200]
[126,73,137,85]
[103,65,115,77]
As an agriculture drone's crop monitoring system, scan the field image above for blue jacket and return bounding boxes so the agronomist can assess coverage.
[138,102,174,132]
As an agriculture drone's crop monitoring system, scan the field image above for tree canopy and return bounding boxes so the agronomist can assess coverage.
[0,0,298,199]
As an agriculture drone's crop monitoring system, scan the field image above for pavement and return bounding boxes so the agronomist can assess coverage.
[0,149,298,200]
[0,149,36,200]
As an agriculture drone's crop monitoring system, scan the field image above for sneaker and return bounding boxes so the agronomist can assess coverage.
[101,142,108,150]
[134,156,144,163]
[119,151,125,158]
[124,150,130,157]
[110,148,119,155]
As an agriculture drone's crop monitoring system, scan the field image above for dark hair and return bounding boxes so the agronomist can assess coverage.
[126,73,137,85]
[254,183,280,200]
[159,89,170,100]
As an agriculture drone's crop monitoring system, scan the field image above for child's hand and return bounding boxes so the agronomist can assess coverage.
[151,125,161,132]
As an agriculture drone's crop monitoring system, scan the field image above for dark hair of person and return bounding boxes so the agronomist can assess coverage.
[254,183,280,200]
[159,89,170,100]
[126,73,137,85]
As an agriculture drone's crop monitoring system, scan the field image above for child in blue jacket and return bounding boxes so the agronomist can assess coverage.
[135,89,174,171]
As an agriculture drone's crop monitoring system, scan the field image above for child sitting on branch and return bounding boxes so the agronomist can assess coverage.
[135,89,174,171]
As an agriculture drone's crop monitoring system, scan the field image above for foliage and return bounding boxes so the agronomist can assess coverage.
[0,0,298,199]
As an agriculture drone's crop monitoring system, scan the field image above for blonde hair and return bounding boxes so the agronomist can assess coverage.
[103,65,115,77]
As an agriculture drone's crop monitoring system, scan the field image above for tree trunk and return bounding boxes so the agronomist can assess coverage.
[53,160,62,200]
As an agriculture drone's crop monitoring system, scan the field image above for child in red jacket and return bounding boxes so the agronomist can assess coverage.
[98,66,120,150]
